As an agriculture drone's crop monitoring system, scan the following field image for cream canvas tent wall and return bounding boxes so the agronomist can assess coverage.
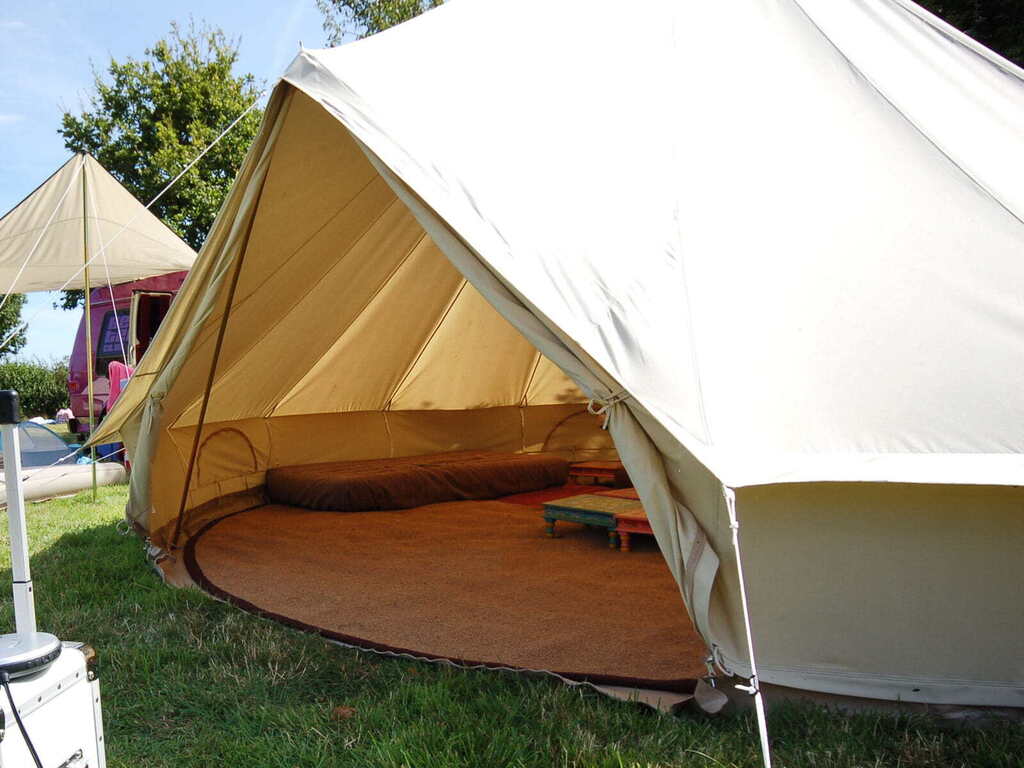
[94,0,1024,709]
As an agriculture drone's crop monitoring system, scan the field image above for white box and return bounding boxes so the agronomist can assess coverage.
[0,644,105,768]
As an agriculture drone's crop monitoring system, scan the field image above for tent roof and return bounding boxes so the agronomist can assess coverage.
[275,0,1024,487]
[0,153,196,293]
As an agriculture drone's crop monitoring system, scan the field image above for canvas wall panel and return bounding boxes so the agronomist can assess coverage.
[723,482,1024,705]
[265,411,391,466]
[386,407,525,457]
[521,403,615,459]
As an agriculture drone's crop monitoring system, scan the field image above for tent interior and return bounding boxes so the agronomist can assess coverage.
[137,88,708,693]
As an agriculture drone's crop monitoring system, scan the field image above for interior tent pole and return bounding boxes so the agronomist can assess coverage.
[169,204,261,551]
[723,486,772,768]
[82,156,97,501]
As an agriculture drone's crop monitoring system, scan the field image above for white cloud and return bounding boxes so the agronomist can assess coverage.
[0,114,25,125]
[0,21,27,31]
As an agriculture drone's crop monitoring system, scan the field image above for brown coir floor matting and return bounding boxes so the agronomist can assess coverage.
[185,500,707,690]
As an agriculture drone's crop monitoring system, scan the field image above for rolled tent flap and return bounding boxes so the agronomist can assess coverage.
[100,0,1024,707]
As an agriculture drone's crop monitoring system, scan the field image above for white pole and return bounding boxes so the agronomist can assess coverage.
[723,486,772,768]
[2,422,36,634]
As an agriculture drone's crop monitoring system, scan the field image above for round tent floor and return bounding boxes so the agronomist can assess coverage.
[185,498,708,690]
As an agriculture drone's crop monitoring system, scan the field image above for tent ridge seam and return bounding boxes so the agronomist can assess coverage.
[181,174,392,371]
[269,226,430,418]
[672,210,713,446]
[519,349,545,408]
[0,154,78,228]
[788,0,1024,229]
[385,277,469,411]
[224,172,385,311]
[178,195,408,424]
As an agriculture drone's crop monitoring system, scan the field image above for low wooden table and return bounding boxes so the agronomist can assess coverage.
[613,507,653,552]
[594,487,640,501]
[567,460,630,488]
[541,493,638,549]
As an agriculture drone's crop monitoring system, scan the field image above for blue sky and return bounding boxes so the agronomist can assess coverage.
[0,0,332,360]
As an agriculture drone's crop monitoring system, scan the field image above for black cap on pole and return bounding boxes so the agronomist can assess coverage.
[0,391,20,425]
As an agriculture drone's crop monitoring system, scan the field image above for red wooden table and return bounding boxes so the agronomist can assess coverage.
[613,508,653,552]
[567,460,630,488]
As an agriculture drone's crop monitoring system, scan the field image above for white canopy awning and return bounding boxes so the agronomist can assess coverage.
[0,153,195,293]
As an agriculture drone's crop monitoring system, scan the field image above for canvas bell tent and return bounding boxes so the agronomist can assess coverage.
[94,0,1024,712]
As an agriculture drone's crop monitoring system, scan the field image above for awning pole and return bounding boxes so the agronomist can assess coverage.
[723,486,772,768]
[168,191,264,551]
[2,417,36,634]
[82,156,97,501]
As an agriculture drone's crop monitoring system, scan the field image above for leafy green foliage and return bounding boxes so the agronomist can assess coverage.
[0,294,27,357]
[58,21,263,309]
[54,290,83,312]
[0,357,69,416]
[917,0,1024,67]
[317,0,443,43]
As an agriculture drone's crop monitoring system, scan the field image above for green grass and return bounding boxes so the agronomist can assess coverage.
[0,486,1021,767]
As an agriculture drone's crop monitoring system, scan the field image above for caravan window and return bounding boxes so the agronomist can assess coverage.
[95,309,129,376]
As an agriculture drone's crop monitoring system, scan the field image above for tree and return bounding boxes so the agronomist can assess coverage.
[0,357,69,415]
[0,294,27,358]
[916,1,1024,67]
[58,21,263,309]
[317,0,443,44]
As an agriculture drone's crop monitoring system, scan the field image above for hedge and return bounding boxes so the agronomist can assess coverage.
[0,358,70,418]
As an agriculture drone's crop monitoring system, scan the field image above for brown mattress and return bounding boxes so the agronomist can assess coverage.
[266,451,569,511]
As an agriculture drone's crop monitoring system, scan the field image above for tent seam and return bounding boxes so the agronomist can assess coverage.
[518,350,544,408]
[0,155,78,227]
[268,227,429,418]
[0,219,100,246]
[177,174,388,369]
[215,173,384,312]
[788,0,1024,229]
[673,212,713,447]
[84,154,203,246]
[888,0,1024,81]
[175,195,409,425]
[77,214,193,252]
[384,278,469,411]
